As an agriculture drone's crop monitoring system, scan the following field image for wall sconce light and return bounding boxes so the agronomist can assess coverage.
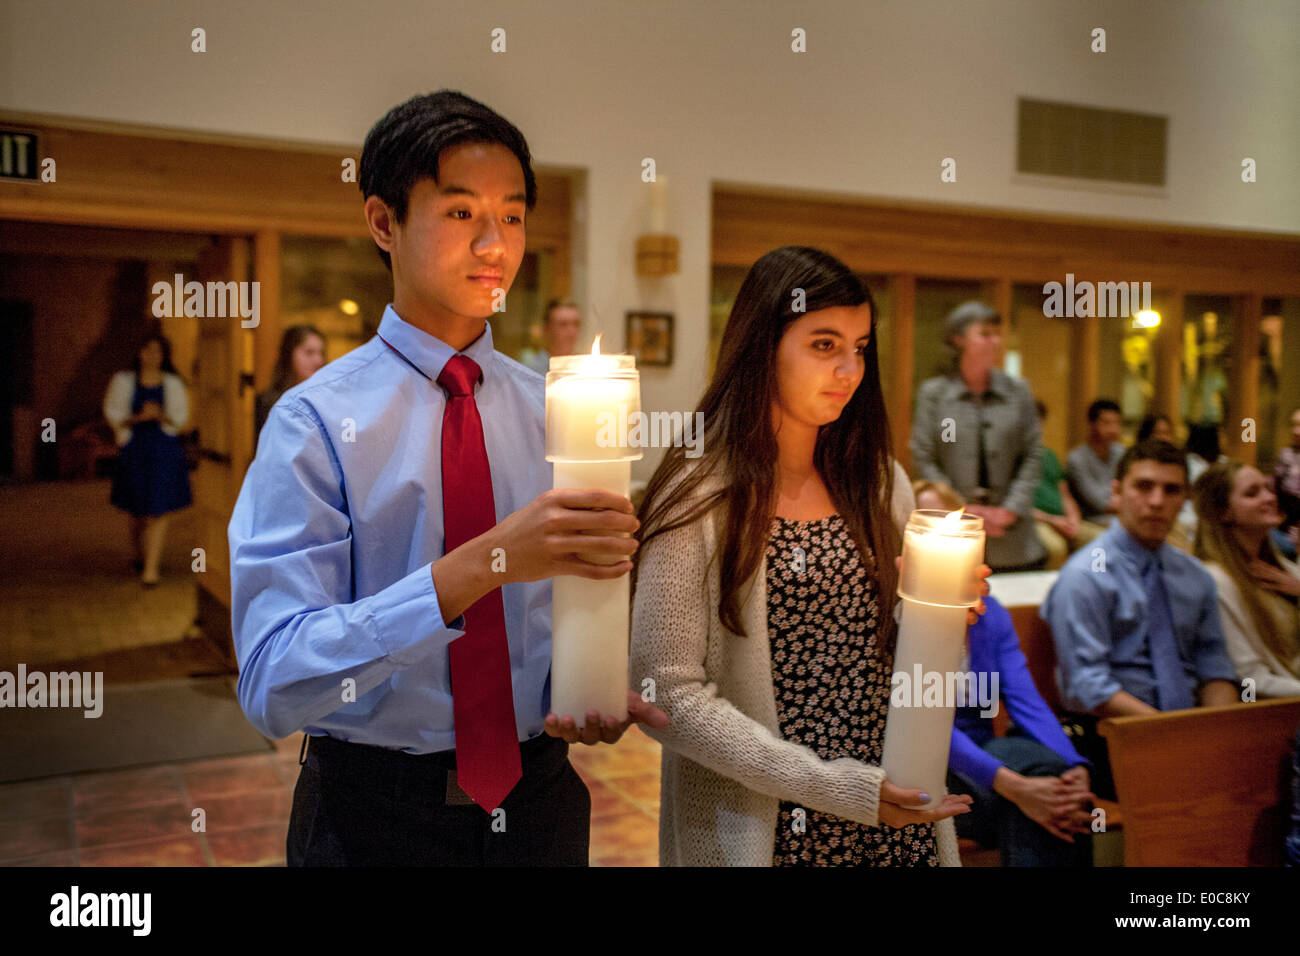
[636,175,678,276]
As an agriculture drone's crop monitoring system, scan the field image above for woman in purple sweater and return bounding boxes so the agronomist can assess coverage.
[917,481,1096,866]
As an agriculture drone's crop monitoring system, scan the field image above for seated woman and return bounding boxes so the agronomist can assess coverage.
[630,246,977,867]
[1192,462,1300,698]
[916,479,1096,866]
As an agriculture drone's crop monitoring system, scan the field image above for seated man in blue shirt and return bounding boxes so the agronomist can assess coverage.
[1041,438,1238,801]
[228,90,666,866]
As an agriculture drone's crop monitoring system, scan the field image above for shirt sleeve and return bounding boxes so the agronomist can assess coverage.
[949,725,1004,791]
[1001,384,1043,517]
[228,400,465,739]
[1041,566,1121,713]
[990,601,1090,770]
[909,380,954,486]
[103,372,132,447]
[1191,572,1244,689]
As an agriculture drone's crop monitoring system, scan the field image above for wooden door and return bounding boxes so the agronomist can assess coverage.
[190,236,254,664]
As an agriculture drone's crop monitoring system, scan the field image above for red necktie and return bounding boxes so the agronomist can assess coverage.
[438,354,521,812]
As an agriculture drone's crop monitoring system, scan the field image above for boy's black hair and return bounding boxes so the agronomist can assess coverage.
[359,90,538,271]
[1087,398,1121,422]
[1116,438,1188,483]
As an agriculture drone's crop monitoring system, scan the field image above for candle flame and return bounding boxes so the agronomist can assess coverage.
[591,335,602,356]
[944,507,965,523]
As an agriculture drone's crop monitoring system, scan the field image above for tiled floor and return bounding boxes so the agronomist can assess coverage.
[0,727,662,867]
[0,478,198,667]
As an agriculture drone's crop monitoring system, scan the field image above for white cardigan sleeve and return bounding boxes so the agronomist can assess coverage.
[1208,563,1300,699]
[102,371,135,447]
[160,373,190,436]
[630,499,891,828]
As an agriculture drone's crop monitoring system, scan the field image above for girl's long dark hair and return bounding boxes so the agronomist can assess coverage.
[131,334,181,381]
[271,324,324,393]
[635,246,899,635]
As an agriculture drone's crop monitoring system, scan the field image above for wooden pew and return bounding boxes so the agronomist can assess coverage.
[1099,698,1300,866]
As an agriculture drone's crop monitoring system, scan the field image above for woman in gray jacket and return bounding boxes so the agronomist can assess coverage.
[910,301,1046,572]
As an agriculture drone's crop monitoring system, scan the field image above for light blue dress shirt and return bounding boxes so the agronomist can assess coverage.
[1039,521,1236,712]
[228,304,553,751]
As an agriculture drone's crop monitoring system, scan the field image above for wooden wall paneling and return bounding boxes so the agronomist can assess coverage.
[253,230,282,396]
[1155,288,1184,435]
[888,274,916,471]
[1228,292,1263,465]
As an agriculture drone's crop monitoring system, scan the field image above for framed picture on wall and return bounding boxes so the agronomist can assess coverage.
[626,311,673,367]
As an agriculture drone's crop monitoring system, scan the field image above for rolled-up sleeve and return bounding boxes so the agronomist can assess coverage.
[228,401,463,739]
[1041,568,1120,714]
[1001,385,1042,517]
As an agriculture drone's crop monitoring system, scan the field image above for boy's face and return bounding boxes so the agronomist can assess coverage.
[381,141,528,328]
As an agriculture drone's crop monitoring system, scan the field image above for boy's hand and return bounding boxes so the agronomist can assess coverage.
[544,690,670,745]
[493,488,639,583]
[431,489,639,624]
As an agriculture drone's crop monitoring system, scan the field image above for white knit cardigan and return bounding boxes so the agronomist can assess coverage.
[102,370,190,448]
[629,460,961,867]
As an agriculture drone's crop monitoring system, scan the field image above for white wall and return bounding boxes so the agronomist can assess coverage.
[4,0,1297,479]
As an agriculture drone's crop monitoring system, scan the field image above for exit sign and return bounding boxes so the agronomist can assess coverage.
[0,129,39,181]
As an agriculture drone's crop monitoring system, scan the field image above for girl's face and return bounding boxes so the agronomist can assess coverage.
[139,340,163,371]
[1227,465,1282,531]
[772,303,872,431]
[292,334,326,383]
[1151,418,1175,443]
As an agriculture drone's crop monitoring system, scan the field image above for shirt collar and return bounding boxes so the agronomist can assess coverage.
[1104,520,1167,573]
[953,368,1009,400]
[376,304,496,387]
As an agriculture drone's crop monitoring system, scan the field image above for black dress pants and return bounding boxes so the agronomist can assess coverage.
[287,732,591,866]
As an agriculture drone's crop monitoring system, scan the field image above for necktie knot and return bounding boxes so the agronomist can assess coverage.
[438,355,482,398]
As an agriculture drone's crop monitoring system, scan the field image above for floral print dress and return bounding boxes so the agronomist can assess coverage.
[767,513,938,866]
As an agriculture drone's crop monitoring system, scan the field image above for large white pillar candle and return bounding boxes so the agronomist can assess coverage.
[546,340,642,724]
[881,509,985,810]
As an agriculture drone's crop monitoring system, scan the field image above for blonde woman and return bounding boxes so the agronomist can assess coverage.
[1192,461,1300,698]
[631,247,982,867]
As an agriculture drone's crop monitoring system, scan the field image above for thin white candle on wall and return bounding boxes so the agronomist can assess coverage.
[546,338,642,723]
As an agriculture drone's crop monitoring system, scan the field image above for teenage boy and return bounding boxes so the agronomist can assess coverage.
[229,90,666,866]
[1041,439,1237,800]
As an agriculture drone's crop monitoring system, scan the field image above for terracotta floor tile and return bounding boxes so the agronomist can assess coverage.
[198,789,293,833]
[587,809,657,859]
[75,799,194,849]
[593,849,657,867]
[78,835,206,866]
[181,754,282,801]
[206,824,286,866]
[604,771,661,813]
[72,765,183,815]
[584,777,640,821]
[567,740,660,779]
[272,732,305,755]
[0,778,72,822]
[0,815,74,862]
[0,849,78,867]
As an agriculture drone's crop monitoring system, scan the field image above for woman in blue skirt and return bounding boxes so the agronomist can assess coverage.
[102,335,192,586]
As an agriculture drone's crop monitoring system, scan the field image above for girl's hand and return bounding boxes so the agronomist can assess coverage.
[893,558,991,625]
[878,780,972,828]
[1246,558,1300,597]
